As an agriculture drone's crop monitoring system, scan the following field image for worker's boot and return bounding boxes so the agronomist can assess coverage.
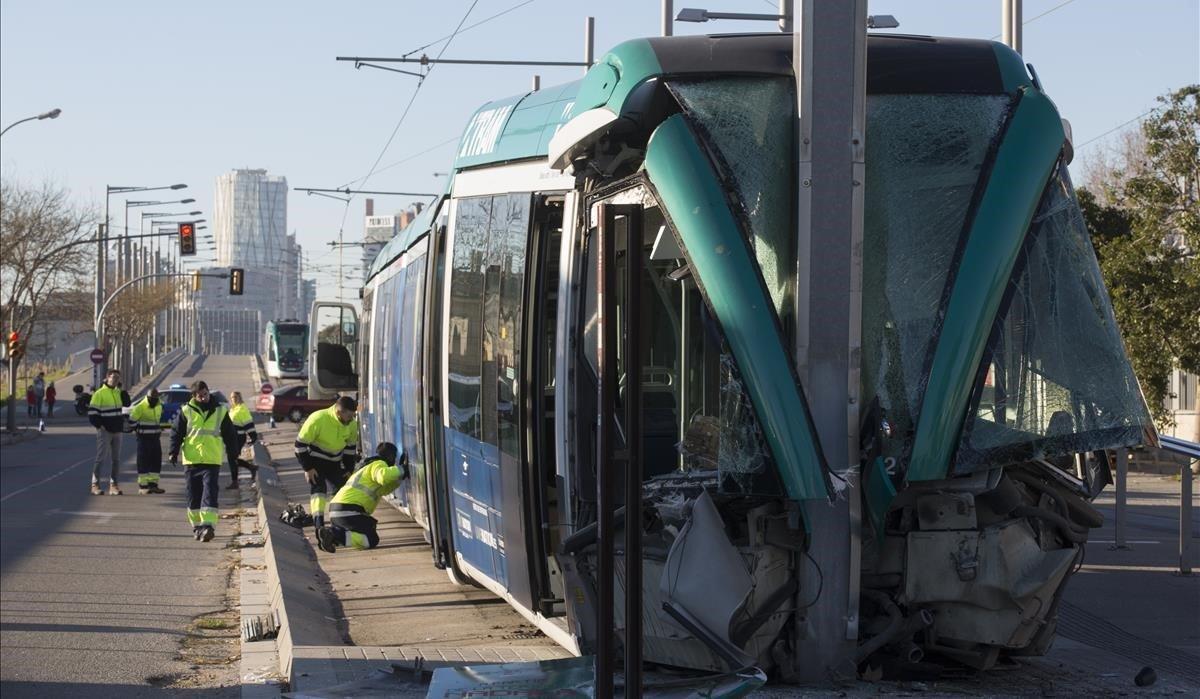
[138,486,152,495]
[200,526,215,543]
[91,483,103,496]
[150,484,165,494]
[193,528,203,541]
[108,483,122,496]
[317,526,338,554]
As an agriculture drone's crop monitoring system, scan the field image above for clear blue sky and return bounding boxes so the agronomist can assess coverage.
[2,0,1197,300]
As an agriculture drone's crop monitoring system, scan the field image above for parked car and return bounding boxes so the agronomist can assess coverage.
[160,384,228,423]
[271,384,334,423]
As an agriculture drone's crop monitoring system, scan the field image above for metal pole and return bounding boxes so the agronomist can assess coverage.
[791,0,867,680]
[584,16,595,75]
[623,207,644,698]
[1181,462,1194,575]
[1012,0,1023,55]
[779,0,793,32]
[1002,0,1013,49]
[531,74,541,91]
[1114,448,1129,549]
[661,0,673,36]
[595,205,616,698]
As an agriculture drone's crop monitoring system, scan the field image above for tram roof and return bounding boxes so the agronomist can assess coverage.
[448,32,1026,172]
[364,33,1028,284]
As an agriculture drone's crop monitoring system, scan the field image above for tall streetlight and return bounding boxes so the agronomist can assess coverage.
[0,108,61,138]
[98,183,187,385]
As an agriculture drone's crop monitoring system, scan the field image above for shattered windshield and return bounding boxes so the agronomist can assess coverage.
[668,78,796,337]
[861,94,1012,465]
[671,81,1014,470]
[956,164,1154,470]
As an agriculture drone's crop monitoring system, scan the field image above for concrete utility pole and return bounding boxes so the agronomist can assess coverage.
[791,0,867,681]
[662,0,673,36]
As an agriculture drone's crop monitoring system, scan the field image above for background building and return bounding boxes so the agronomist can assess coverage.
[200,168,307,353]
[361,198,424,280]
[214,169,287,268]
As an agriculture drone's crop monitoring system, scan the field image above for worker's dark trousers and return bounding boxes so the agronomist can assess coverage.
[229,435,256,483]
[135,434,162,489]
[328,503,380,550]
[309,462,348,530]
[185,465,219,531]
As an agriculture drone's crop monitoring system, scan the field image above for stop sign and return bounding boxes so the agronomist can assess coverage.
[90,348,106,364]
[260,383,274,395]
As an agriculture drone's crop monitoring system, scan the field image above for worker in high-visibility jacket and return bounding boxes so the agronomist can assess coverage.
[226,391,258,488]
[89,369,131,495]
[316,442,407,553]
[294,396,359,530]
[128,388,169,494]
[168,381,239,542]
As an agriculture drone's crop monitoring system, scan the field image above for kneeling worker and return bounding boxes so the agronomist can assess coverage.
[316,442,408,553]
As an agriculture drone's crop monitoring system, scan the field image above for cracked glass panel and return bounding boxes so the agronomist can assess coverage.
[861,94,1011,467]
[580,186,783,496]
[956,164,1153,470]
[668,78,796,336]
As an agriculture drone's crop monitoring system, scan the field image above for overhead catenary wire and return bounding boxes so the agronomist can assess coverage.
[989,0,1080,39]
[1074,108,1157,151]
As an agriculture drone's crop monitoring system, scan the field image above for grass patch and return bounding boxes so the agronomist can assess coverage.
[193,617,235,630]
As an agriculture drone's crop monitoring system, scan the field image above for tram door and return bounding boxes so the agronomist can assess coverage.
[308,301,358,400]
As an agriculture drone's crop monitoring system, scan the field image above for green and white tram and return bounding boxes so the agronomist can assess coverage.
[265,320,308,380]
[310,32,1155,677]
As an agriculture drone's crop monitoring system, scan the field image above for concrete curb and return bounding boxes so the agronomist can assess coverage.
[253,451,343,689]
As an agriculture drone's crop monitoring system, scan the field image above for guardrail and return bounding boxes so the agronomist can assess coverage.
[1112,441,1198,575]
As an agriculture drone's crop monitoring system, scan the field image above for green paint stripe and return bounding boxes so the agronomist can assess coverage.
[907,90,1064,482]
[645,115,829,501]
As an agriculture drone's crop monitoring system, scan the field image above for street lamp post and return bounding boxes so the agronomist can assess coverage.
[98,184,187,387]
[0,108,61,138]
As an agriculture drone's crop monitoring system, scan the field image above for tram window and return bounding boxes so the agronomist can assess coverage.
[497,195,530,459]
[447,197,491,439]
[400,256,428,522]
[581,187,783,494]
[957,165,1153,470]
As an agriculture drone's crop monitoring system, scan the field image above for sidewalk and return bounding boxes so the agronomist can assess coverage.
[254,423,568,693]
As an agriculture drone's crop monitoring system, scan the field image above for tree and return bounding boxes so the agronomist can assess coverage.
[103,281,175,375]
[1080,85,1200,426]
[1,178,96,345]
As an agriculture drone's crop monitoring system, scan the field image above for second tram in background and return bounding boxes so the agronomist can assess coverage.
[265,319,308,380]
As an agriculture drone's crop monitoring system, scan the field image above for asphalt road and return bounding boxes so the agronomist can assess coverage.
[0,354,258,697]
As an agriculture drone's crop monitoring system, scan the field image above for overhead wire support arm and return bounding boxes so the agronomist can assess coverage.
[294,187,439,199]
[336,55,590,68]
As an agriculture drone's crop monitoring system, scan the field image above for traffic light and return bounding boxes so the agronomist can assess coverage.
[192,270,201,291]
[229,267,244,296]
[179,222,196,256]
[6,332,22,362]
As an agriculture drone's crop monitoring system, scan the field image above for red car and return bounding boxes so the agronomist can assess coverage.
[271,385,335,423]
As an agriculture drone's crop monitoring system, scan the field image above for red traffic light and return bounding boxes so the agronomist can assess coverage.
[179,222,196,256]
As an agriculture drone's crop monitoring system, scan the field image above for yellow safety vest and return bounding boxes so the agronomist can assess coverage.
[129,397,165,434]
[296,405,358,464]
[332,458,402,514]
[180,401,229,466]
[229,403,254,435]
[89,384,124,413]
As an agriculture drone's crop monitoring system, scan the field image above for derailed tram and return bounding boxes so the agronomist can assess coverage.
[308,33,1156,678]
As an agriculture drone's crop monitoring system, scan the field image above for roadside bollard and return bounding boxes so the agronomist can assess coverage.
[1112,448,1129,550]
[1181,461,1194,576]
